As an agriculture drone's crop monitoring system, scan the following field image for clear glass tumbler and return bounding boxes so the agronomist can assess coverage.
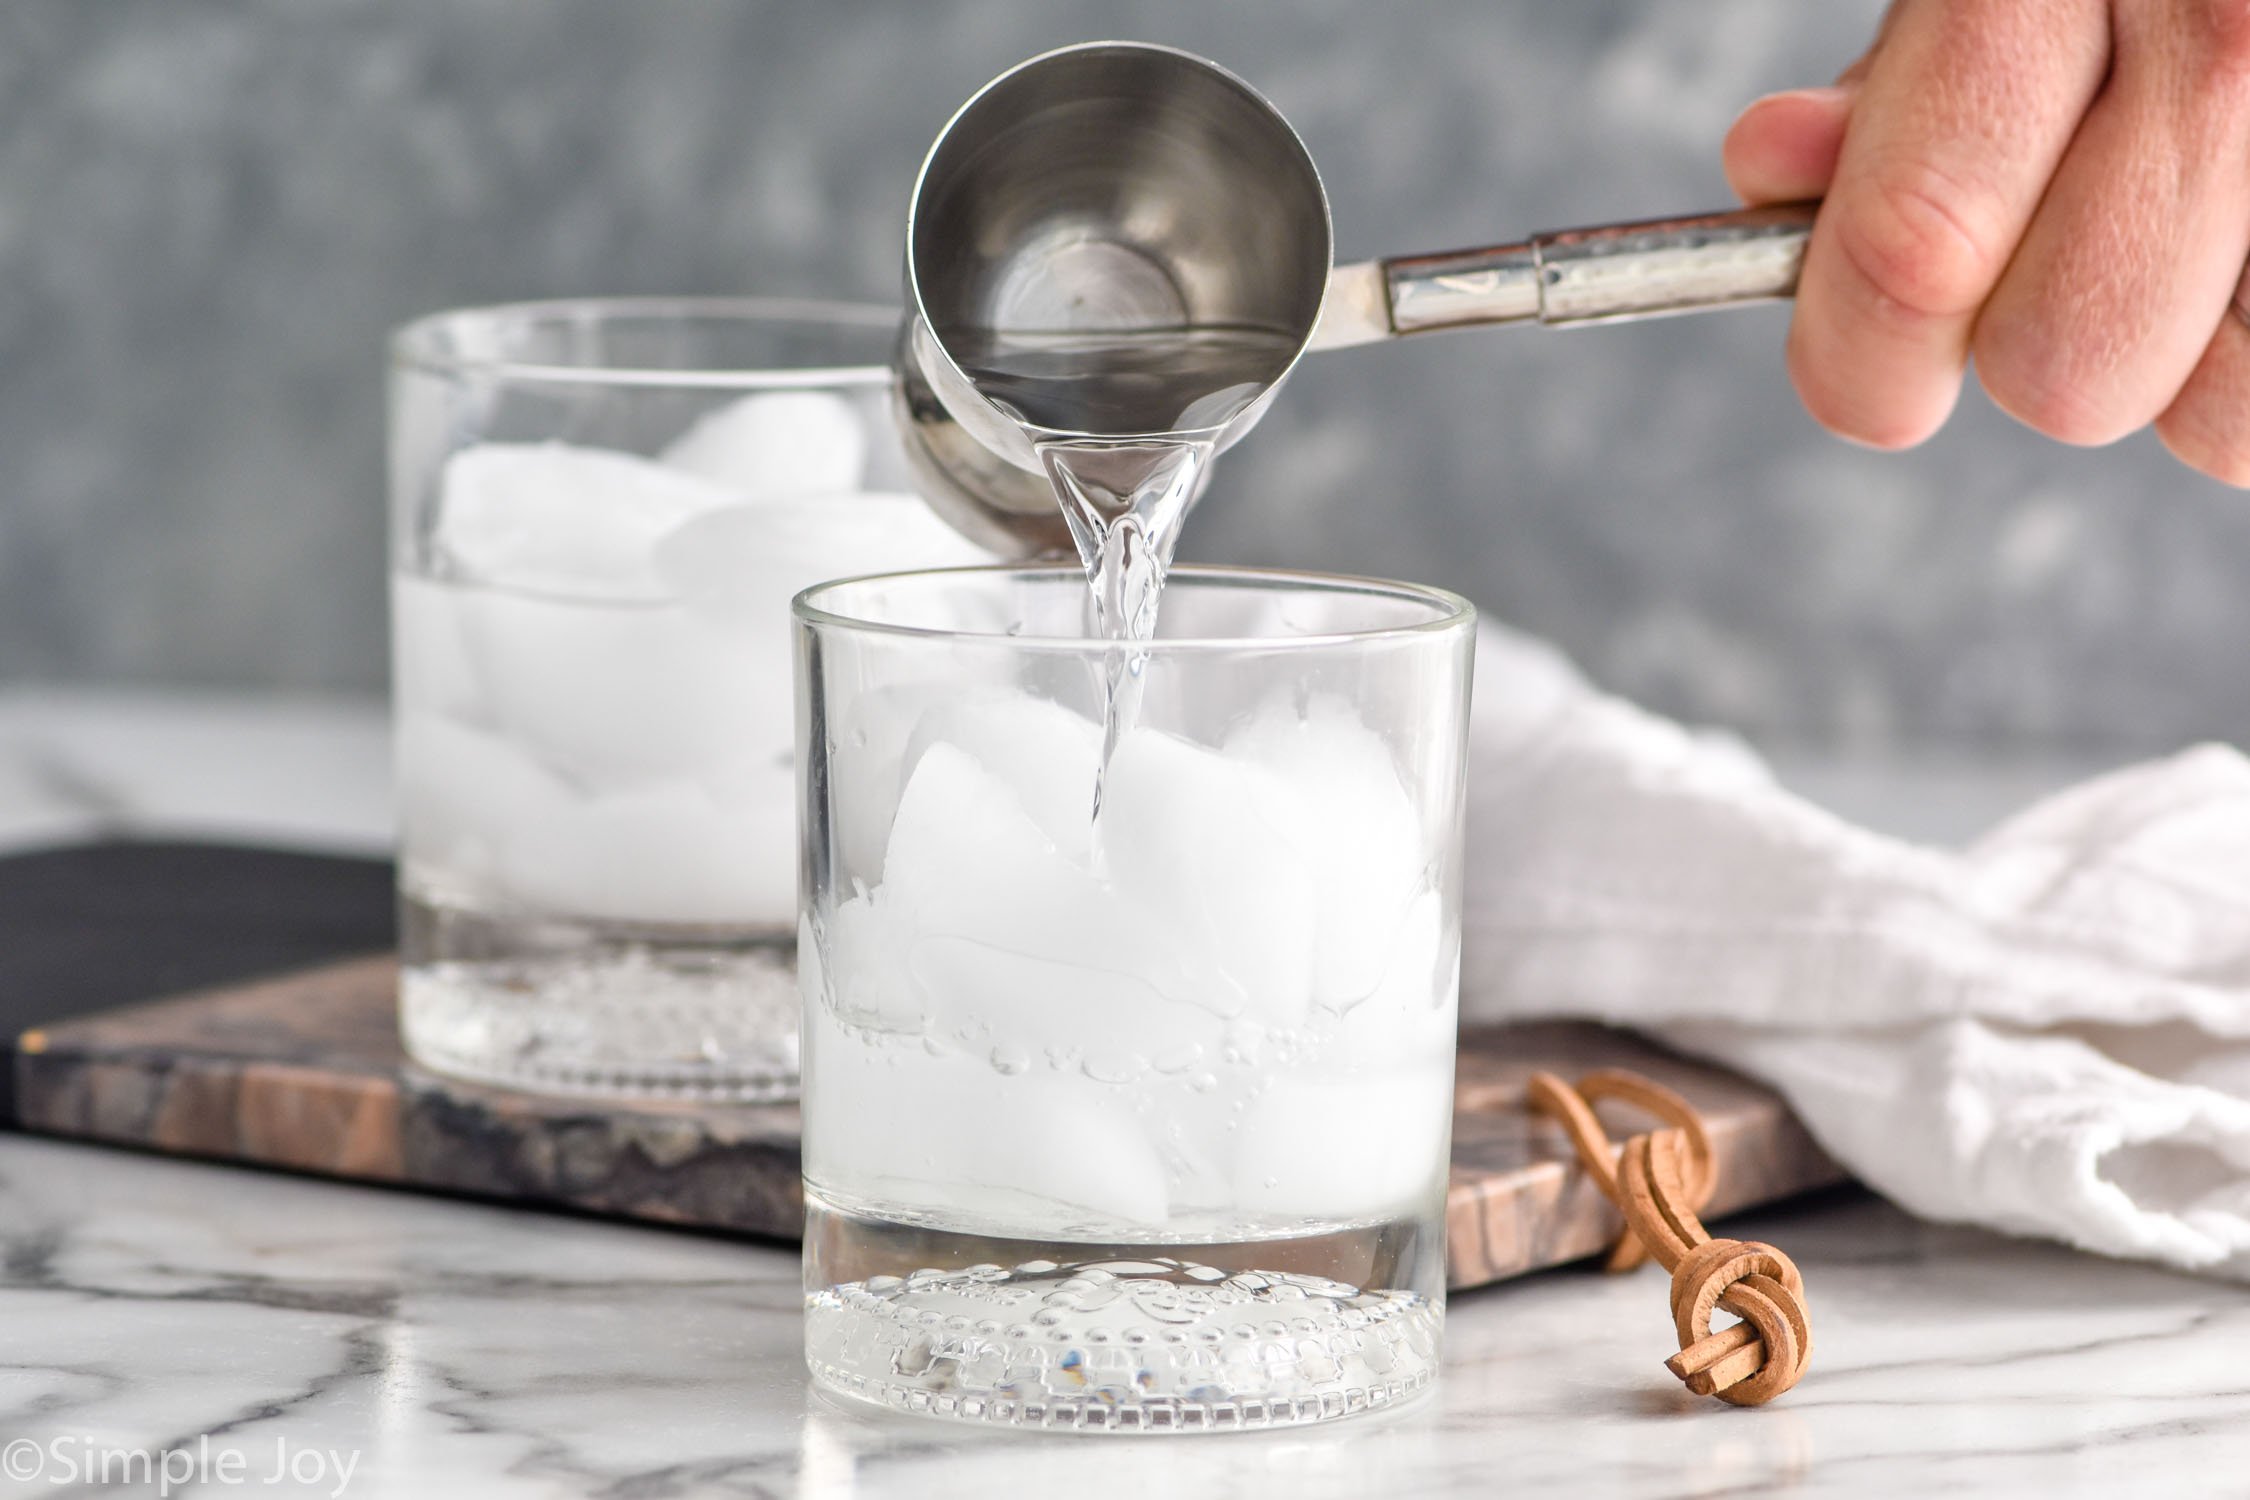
[389,299,989,1099]
[796,565,1475,1431]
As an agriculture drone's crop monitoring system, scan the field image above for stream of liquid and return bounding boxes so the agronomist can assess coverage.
[951,326,1300,813]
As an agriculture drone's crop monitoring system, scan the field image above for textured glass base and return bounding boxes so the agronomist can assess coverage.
[398,891,798,1101]
[803,1195,1442,1433]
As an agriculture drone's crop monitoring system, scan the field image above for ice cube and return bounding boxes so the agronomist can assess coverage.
[1226,693,1426,1010]
[659,390,869,499]
[900,692,1102,864]
[471,490,989,790]
[500,775,775,926]
[800,1002,1172,1228]
[399,701,789,924]
[1329,888,1459,1069]
[651,493,990,632]
[881,742,1081,913]
[709,762,800,925]
[645,491,993,809]
[1098,725,1317,1027]
[822,680,963,888]
[447,492,986,915]
[876,743,1217,1069]
[1231,886,1456,1221]
[804,892,923,1034]
[1309,856,1455,1088]
[394,713,576,905]
[1229,1065,1455,1221]
[391,573,486,722]
[452,586,774,791]
[435,443,738,598]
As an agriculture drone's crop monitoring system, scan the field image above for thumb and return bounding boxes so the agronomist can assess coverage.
[1723,85,1856,205]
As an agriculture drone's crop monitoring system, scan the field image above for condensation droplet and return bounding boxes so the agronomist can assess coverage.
[1153,1043,1204,1075]
[1081,1054,1147,1085]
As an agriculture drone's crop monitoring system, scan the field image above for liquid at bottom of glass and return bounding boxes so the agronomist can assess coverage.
[396,886,799,1101]
[801,1185,1447,1434]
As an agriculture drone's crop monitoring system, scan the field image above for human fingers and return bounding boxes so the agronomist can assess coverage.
[1786,0,2110,448]
[1724,85,1856,205]
[1972,3,2250,445]
[2156,264,2250,486]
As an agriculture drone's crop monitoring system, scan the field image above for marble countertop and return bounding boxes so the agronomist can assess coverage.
[6,1136,2245,1500]
[2,689,2227,1499]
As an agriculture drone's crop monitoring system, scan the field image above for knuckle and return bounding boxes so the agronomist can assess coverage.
[1832,159,2009,324]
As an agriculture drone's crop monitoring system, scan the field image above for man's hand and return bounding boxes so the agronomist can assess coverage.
[1725,0,2250,485]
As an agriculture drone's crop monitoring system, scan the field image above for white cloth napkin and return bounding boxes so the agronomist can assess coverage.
[1460,619,2250,1276]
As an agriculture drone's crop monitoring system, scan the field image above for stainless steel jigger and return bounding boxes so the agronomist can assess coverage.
[897,41,1818,558]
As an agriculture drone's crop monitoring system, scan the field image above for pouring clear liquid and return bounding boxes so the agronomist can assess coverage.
[952,325,1300,813]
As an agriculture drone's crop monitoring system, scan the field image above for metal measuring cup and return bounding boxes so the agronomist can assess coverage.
[896,41,1818,559]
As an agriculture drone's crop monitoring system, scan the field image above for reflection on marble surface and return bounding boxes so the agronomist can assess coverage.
[1,1134,2245,1498]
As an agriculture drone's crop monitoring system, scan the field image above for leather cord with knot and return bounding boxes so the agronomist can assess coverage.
[1527,1069,1812,1406]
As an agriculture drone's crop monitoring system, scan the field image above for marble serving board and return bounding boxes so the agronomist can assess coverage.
[5,955,1843,1289]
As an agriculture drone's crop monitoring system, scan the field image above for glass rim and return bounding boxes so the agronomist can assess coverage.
[388,295,898,390]
[792,564,1477,653]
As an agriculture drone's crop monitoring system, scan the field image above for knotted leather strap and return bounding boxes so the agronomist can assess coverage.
[1527,1069,1812,1406]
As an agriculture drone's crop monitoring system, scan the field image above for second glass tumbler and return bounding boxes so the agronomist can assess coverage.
[388,298,990,1099]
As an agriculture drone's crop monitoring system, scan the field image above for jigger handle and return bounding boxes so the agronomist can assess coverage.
[1314,202,1819,348]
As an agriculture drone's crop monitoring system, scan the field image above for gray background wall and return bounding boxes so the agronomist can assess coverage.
[3,0,2244,753]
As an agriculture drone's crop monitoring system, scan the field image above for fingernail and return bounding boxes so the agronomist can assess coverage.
[1761,85,1855,112]
[1730,85,1854,133]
